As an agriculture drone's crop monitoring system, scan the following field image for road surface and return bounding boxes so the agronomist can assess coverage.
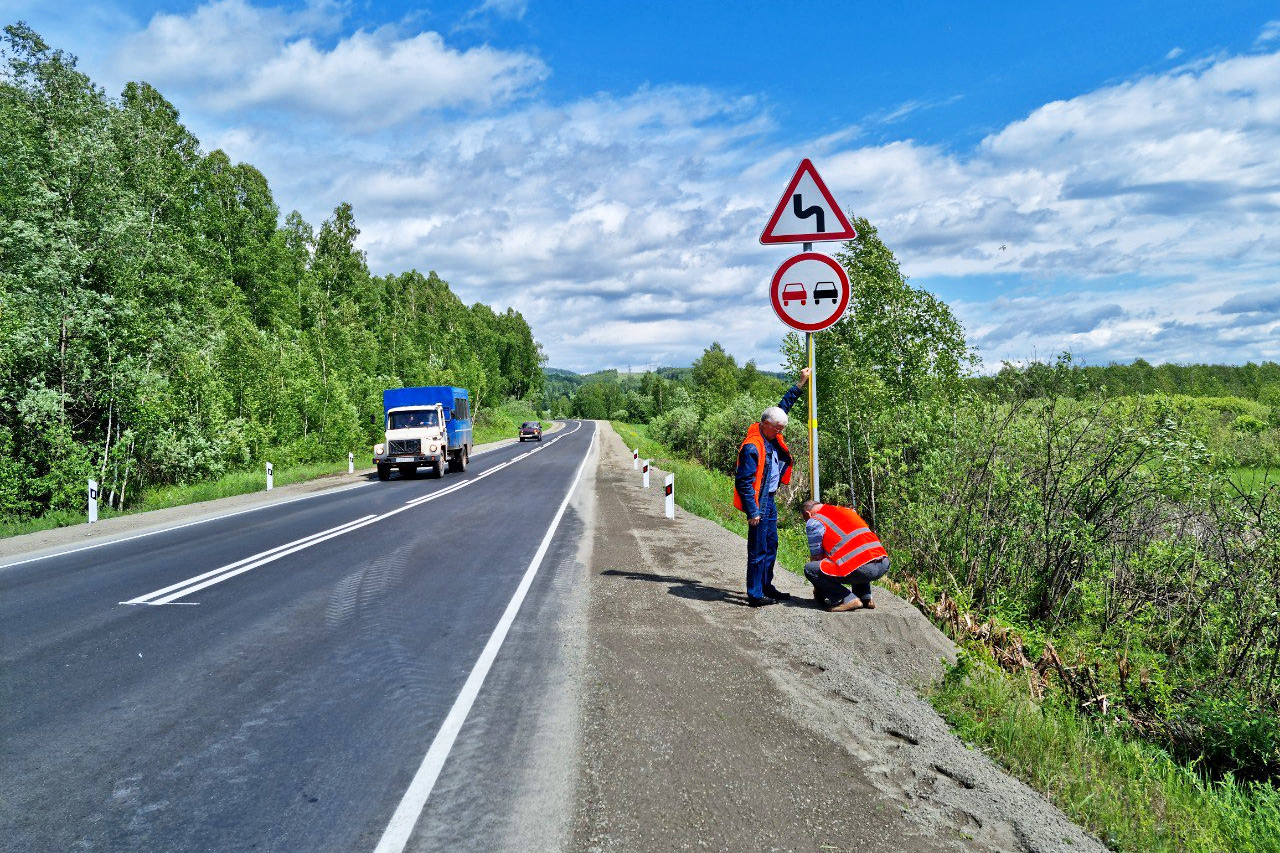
[1,422,596,852]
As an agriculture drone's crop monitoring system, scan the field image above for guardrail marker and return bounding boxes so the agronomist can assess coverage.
[348,452,354,474]
[642,459,649,488]
[266,462,273,491]
[633,448,639,469]
[664,473,674,519]
[88,479,99,524]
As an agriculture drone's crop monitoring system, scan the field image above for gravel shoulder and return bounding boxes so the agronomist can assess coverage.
[573,422,1106,853]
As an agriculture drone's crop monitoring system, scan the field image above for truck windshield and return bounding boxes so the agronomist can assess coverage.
[390,410,439,429]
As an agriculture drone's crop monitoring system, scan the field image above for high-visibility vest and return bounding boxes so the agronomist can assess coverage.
[811,503,887,577]
[733,422,792,512]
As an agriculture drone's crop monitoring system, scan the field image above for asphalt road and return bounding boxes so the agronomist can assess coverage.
[0,421,597,853]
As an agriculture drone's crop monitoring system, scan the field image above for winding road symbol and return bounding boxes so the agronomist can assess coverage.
[792,193,825,233]
[760,159,856,244]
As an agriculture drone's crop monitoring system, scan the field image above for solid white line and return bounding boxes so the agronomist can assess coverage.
[373,424,597,853]
[122,514,378,605]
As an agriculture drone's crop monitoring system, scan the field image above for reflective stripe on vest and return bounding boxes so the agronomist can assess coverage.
[813,504,887,577]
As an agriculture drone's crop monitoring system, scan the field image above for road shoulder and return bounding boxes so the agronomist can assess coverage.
[574,421,1106,853]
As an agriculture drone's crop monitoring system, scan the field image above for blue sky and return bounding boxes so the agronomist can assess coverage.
[9,0,1280,372]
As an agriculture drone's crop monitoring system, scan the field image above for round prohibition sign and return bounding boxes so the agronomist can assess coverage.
[769,252,850,332]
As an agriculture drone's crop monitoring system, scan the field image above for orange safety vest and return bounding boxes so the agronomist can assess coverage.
[811,503,888,577]
[732,422,792,512]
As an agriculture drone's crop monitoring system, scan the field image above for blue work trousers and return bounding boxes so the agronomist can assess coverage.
[746,492,778,598]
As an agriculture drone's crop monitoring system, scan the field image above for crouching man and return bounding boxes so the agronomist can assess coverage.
[802,500,890,612]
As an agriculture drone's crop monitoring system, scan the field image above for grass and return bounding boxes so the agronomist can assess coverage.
[1225,466,1278,495]
[932,654,1280,852]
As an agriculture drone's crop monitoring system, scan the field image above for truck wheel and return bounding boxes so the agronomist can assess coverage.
[377,464,391,481]
[399,464,416,479]
[433,460,445,478]
[449,448,468,473]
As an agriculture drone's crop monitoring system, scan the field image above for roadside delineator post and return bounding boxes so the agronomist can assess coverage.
[642,459,650,488]
[633,448,639,469]
[266,462,274,491]
[88,479,99,524]
[664,474,674,519]
[348,452,354,474]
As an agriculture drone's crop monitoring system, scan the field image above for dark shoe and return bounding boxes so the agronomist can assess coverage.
[863,598,876,610]
[747,595,777,608]
[763,586,791,601]
[829,597,864,612]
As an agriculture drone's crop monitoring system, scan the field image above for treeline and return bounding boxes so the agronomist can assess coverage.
[0,25,542,518]
[976,354,1280,404]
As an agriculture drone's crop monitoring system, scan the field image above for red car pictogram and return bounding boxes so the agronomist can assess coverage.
[781,282,807,306]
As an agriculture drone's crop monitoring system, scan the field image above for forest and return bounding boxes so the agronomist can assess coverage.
[0,24,542,520]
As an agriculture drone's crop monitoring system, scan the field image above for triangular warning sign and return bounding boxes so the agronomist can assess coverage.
[760,158,856,245]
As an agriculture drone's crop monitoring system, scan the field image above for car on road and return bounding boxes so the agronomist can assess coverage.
[813,280,839,304]
[781,282,807,306]
[519,421,543,441]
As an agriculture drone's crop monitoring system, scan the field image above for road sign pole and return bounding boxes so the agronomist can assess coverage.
[807,331,819,503]
[801,240,820,504]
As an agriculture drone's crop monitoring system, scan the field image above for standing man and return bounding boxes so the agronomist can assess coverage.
[734,367,810,607]
[801,500,890,612]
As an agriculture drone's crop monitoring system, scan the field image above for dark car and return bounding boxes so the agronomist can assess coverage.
[813,280,840,304]
[519,421,543,441]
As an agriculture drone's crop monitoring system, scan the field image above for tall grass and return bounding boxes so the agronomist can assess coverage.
[933,655,1280,852]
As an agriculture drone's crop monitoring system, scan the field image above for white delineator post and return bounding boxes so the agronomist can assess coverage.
[642,459,650,488]
[348,452,354,474]
[664,474,674,519]
[266,462,274,491]
[87,479,99,524]
[633,448,639,469]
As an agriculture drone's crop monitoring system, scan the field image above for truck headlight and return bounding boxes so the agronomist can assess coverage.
[374,443,384,455]
[428,444,438,452]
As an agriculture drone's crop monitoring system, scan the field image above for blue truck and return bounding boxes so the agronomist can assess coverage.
[373,386,473,480]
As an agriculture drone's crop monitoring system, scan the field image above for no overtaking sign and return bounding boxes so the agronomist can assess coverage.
[769,252,850,332]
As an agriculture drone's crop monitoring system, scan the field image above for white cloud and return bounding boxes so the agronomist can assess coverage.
[114,0,547,127]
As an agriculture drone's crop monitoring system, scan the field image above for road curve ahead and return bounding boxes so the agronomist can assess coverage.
[0,421,597,852]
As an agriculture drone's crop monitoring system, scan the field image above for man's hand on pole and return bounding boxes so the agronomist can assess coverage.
[798,367,811,386]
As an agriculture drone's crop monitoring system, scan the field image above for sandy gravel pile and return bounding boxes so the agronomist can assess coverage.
[573,423,1105,853]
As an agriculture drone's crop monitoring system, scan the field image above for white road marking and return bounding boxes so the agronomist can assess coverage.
[121,514,379,605]
[374,423,596,853]
[119,423,585,605]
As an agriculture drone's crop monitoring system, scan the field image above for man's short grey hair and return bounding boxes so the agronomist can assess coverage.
[761,406,788,427]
